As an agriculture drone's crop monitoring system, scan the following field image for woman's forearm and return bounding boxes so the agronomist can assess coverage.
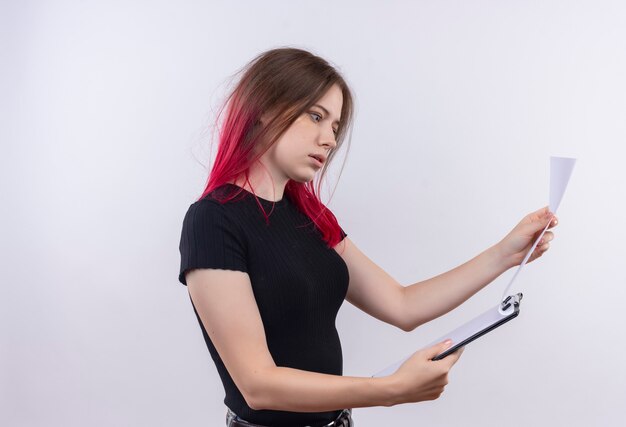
[401,207,557,331]
[246,366,398,412]
[402,244,508,330]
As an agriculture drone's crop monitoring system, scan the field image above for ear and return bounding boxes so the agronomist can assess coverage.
[258,113,270,126]
[259,108,282,127]
[259,104,300,127]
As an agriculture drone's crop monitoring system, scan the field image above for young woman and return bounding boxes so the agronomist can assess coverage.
[178,47,557,427]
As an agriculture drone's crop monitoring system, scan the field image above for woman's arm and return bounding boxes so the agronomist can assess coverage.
[186,268,461,412]
[336,207,557,332]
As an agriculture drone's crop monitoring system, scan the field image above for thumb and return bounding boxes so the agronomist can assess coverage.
[522,211,553,235]
[424,339,452,360]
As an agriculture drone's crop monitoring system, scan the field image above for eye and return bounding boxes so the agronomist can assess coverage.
[309,112,322,122]
[310,111,338,136]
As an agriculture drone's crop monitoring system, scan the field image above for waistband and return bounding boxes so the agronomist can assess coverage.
[226,408,353,427]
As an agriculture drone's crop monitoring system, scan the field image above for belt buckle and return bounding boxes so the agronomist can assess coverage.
[320,409,352,427]
[226,409,235,426]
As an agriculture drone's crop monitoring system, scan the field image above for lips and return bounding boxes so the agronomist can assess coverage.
[309,153,327,166]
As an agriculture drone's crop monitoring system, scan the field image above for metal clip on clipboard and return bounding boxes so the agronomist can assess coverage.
[500,293,523,312]
[431,293,523,361]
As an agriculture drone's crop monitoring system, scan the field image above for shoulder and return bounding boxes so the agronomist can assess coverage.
[183,183,249,218]
[182,195,248,234]
[185,195,225,215]
[183,196,225,225]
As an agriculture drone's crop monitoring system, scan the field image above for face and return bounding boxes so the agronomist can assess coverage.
[259,83,343,185]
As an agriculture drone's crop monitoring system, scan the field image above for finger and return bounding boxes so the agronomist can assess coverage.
[529,243,550,262]
[549,215,559,228]
[521,213,554,236]
[444,347,464,367]
[536,232,554,247]
[425,389,445,401]
[424,384,448,396]
[434,346,464,369]
[425,339,453,360]
[524,206,550,223]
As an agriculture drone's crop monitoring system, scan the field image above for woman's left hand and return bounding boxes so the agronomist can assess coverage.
[495,206,558,270]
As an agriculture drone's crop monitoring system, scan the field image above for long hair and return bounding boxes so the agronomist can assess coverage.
[199,47,354,247]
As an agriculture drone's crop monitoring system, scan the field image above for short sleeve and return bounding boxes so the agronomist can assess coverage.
[178,200,248,285]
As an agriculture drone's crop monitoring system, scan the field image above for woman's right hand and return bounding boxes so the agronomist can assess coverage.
[389,340,463,404]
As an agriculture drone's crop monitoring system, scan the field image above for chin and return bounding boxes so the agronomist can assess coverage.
[290,172,316,183]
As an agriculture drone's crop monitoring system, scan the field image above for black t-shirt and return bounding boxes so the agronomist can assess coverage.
[178,184,349,426]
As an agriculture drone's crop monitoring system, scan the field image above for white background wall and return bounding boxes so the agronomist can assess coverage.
[2,1,625,426]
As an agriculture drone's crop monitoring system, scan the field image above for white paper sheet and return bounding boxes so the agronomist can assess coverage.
[550,156,577,213]
[501,156,576,298]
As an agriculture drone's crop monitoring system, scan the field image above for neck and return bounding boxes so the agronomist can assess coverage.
[232,161,287,202]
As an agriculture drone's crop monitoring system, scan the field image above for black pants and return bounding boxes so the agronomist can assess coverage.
[225,408,354,427]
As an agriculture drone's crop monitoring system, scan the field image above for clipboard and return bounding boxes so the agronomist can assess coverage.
[372,293,523,377]
[432,293,522,360]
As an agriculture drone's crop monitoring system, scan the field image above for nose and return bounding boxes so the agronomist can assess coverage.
[319,125,337,150]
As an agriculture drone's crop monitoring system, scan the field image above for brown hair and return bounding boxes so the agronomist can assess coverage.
[202,47,355,246]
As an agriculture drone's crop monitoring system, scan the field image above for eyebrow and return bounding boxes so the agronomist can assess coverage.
[312,104,340,126]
